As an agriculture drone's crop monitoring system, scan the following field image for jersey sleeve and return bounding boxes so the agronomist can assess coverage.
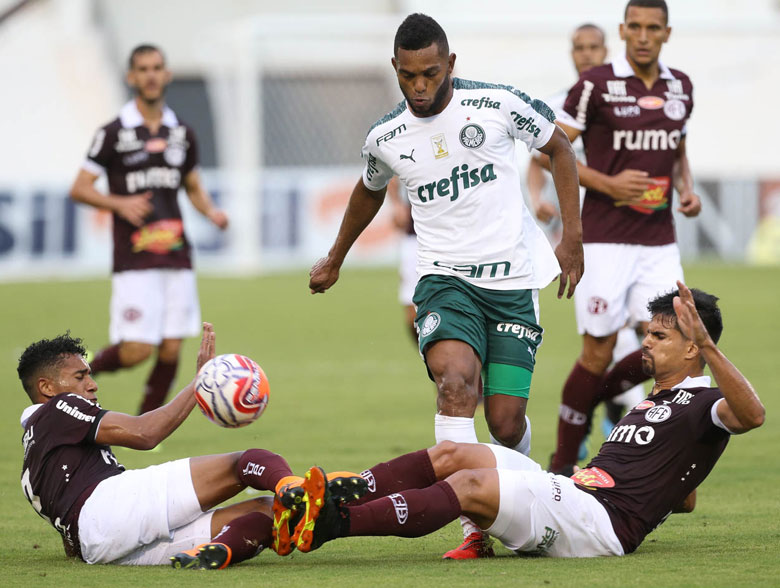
[503,89,557,152]
[361,137,394,191]
[182,126,199,175]
[561,75,599,132]
[83,124,114,175]
[47,394,107,445]
[689,389,731,440]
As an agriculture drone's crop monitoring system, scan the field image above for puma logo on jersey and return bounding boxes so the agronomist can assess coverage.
[416,163,497,203]
[400,149,416,163]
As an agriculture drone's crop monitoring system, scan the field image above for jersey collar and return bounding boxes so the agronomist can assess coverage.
[671,375,712,390]
[611,52,676,81]
[119,100,179,129]
[20,404,42,429]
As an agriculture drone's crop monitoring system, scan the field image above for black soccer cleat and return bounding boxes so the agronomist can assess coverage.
[293,466,348,553]
[170,542,232,570]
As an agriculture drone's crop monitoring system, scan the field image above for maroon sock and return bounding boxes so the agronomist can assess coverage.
[212,511,272,564]
[599,350,649,402]
[550,362,603,472]
[346,481,461,538]
[138,359,178,414]
[90,344,122,374]
[236,449,293,491]
[353,449,436,505]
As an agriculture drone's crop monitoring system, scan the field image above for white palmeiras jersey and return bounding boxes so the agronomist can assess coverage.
[362,78,561,290]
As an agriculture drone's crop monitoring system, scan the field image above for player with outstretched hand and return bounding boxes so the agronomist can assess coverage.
[308,12,583,560]
[18,323,367,568]
[274,283,764,558]
[69,44,228,415]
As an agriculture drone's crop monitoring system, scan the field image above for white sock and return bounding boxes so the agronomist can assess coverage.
[435,414,480,539]
[489,415,532,456]
[434,414,478,444]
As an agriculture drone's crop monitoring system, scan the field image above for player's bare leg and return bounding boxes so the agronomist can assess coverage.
[139,337,181,414]
[484,395,528,449]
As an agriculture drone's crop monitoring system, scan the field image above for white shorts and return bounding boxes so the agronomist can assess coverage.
[574,243,683,336]
[485,445,623,558]
[399,234,418,306]
[78,459,213,565]
[110,269,201,345]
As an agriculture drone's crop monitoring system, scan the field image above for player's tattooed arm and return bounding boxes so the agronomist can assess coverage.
[673,282,765,434]
[95,323,216,449]
[309,178,387,294]
[70,169,153,227]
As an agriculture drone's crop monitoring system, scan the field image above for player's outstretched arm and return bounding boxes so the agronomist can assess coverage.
[673,282,765,434]
[672,137,701,218]
[95,323,217,450]
[309,178,387,294]
[69,169,153,227]
[539,126,583,299]
[183,169,229,229]
[526,155,559,223]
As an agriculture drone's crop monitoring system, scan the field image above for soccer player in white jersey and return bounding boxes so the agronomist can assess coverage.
[308,13,583,559]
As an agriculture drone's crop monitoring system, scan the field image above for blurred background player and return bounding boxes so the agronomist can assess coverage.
[309,13,583,558]
[549,0,702,475]
[526,24,645,454]
[69,44,228,414]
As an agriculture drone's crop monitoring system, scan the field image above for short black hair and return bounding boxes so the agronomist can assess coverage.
[394,13,449,57]
[625,0,669,24]
[17,333,86,399]
[647,288,723,344]
[128,44,165,69]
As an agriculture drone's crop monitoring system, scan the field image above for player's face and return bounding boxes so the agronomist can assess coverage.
[620,7,670,70]
[392,43,455,117]
[47,355,98,402]
[127,50,171,104]
[571,28,607,75]
[640,315,692,378]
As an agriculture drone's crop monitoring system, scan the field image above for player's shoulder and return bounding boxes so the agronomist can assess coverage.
[95,117,122,136]
[366,100,409,140]
[454,78,556,123]
[666,67,693,89]
[577,63,615,85]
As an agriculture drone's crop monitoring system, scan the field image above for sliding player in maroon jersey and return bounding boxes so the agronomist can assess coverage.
[272,282,764,558]
[549,0,703,475]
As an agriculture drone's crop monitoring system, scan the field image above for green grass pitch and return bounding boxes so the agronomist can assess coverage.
[1,264,778,587]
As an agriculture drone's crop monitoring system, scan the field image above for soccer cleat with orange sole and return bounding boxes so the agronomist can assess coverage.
[272,494,303,556]
[276,471,368,509]
[442,532,495,560]
[170,542,232,569]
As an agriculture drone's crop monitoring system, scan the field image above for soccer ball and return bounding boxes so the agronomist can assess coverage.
[194,354,270,428]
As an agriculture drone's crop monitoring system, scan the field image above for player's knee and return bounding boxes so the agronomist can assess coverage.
[157,339,182,363]
[446,469,492,509]
[436,373,477,411]
[119,341,154,366]
[429,440,460,478]
[487,415,526,448]
[580,334,618,374]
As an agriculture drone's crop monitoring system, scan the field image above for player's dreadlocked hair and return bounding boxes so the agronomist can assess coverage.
[647,288,723,344]
[625,0,669,24]
[128,43,165,69]
[394,13,449,58]
[17,333,87,399]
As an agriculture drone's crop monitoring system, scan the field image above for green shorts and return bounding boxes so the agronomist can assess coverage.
[413,275,543,395]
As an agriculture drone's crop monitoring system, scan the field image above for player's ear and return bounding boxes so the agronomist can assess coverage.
[37,377,55,401]
[164,67,173,85]
[391,56,398,72]
[663,26,671,43]
[448,53,456,74]
[684,339,699,362]
[619,23,626,41]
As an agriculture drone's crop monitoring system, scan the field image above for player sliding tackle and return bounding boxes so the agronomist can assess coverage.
[273,283,764,558]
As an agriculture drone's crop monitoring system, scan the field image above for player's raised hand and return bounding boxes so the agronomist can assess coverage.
[309,256,340,294]
[534,200,560,224]
[607,169,650,201]
[677,190,702,217]
[672,281,712,348]
[554,236,584,299]
[114,191,153,226]
[196,322,216,373]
